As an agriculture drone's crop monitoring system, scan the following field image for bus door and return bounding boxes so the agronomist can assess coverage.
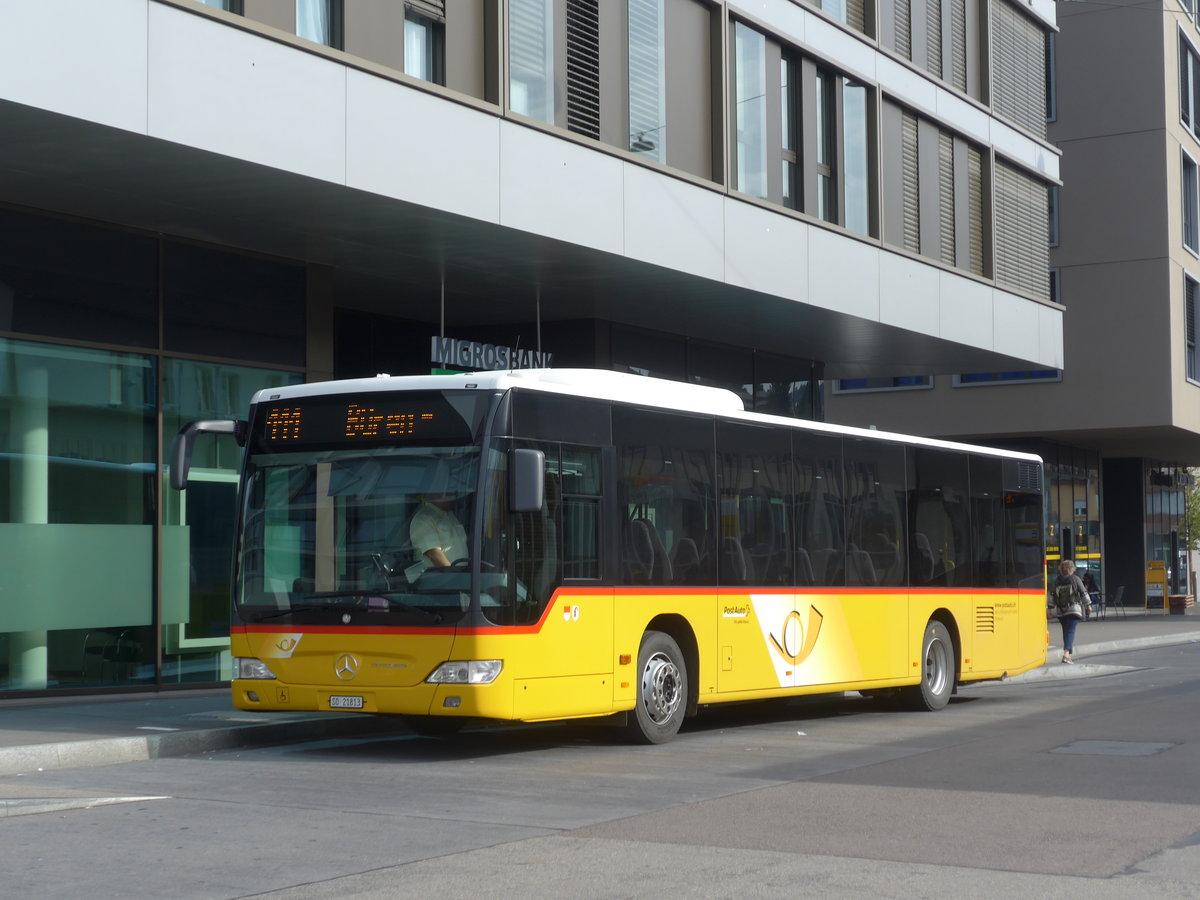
[716,422,797,694]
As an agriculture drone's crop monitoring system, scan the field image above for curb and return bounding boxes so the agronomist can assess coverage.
[0,713,398,777]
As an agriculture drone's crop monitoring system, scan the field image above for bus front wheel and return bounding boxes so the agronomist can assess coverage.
[626,631,688,744]
[903,620,955,711]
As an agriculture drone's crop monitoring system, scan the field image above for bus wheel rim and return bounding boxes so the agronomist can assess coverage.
[641,651,682,725]
[926,637,949,695]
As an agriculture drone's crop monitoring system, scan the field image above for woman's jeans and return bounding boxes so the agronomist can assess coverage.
[1060,614,1081,653]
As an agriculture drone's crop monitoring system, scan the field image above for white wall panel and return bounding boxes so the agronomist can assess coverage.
[879,252,940,335]
[877,58,939,116]
[934,91,991,149]
[807,230,879,319]
[802,15,877,84]
[347,73,501,224]
[1038,300,1065,369]
[622,165,725,281]
[147,3,346,184]
[499,123,624,254]
[938,271,992,349]
[991,288,1042,364]
[992,118,1061,182]
[723,199,809,302]
[1,0,148,134]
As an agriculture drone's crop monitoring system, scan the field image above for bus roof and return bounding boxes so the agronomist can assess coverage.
[251,369,1041,464]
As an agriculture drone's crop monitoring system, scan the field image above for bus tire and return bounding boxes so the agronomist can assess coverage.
[903,620,955,711]
[625,631,688,744]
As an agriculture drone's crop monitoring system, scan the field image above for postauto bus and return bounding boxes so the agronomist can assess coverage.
[172,369,1047,743]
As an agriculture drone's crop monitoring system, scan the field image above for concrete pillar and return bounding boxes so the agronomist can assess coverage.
[10,363,49,689]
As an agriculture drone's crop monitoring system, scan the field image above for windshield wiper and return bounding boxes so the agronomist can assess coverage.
[250,592,443,624]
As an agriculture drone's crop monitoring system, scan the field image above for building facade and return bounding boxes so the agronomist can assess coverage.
[0,0,1058,693]
[829,0,1200,610]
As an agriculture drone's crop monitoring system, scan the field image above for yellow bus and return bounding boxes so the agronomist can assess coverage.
[172,369,1047,743]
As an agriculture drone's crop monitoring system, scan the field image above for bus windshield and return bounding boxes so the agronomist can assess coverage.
[235,390,492,626]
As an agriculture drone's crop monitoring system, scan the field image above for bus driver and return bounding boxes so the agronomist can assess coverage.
[409,492,469,572]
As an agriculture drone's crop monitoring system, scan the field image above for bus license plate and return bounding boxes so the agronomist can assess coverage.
[329,695,363,709]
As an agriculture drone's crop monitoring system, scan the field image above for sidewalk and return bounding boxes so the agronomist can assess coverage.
[1,609,1198,777]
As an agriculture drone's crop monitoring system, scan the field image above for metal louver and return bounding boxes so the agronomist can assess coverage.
[566,0,601,141]
[895,0,912,60]
[991,0,1046,138]
[938,131,955,266]
[994,160,1050,302]
[901,111,920,253]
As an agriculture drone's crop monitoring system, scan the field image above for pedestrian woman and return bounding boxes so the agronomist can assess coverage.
[1052,560,1090,664]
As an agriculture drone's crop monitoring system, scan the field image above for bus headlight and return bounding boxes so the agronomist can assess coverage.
[233,657,278,680]
[426,660,502,684]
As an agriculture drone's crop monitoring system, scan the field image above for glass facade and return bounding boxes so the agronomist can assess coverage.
[1146,464,1188,595]
[0,207,304,693]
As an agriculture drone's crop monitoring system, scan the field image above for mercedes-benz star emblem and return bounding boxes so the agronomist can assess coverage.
[334,653,359,681]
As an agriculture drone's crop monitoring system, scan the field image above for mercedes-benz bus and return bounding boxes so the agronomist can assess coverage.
[172,368,1047,743]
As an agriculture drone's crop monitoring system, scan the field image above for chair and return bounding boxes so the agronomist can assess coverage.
[1105,585,1126,618]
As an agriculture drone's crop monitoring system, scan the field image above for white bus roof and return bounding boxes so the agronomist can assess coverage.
[251,369,1041,464]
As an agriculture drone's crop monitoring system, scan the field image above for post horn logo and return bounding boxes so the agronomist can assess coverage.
[769,605,824,665]
[334,653,360,681]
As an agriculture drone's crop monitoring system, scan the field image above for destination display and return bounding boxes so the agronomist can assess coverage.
[250,391,487,450]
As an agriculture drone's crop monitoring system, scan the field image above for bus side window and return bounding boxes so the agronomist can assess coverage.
[614,407,716,587]
[717,420,793,587]
[795,433,845,586]
[845,438,907,587]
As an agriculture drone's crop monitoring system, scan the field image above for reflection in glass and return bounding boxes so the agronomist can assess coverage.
[734,24,768,199]
[843,81,870,235]
[628,0,666,162]
[509,0,554,123]
[0,338,155,691]
[296,0,333,46]
[405,11,443,84]
[161,361,301,684]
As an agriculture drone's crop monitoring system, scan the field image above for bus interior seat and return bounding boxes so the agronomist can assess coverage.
[636,518,673,584]
[795,547,815,585]
[847,547,878,586]
[627,518,656,584]
[671,537,700,584]
[721,536,749,585]
[912,533,935,583]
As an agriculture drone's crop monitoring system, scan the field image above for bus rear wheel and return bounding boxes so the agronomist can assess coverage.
[903,620,955,711]
[625,631,688,744]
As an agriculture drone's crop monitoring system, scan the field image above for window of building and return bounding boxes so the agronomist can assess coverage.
[628,0,666,162]
[1187,275,1199,382]
[404,7,445,85]
[991,0,1047,139]
[508,0,554,123]
[782,57,798,209]
[296,0,342,49]
[734,23,769,199]
[1184,151,1199,254]
[1181,0,1197,25]
[1045,32,1057,122]
[883,103,969,265]
[994,159,1050,301]
[815,0,870,36]
[815,69,835,223]
[194,0,242,11]
[843,80,870,235]
[1182,34,1200,140]
[834,376,932,393]
[1050,267,1061,304]
[954,370,1060,386]
[1048,184,1059,247]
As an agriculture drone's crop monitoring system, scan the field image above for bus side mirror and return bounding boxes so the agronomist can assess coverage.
[170,419,246,490]
[509,448,545,512]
